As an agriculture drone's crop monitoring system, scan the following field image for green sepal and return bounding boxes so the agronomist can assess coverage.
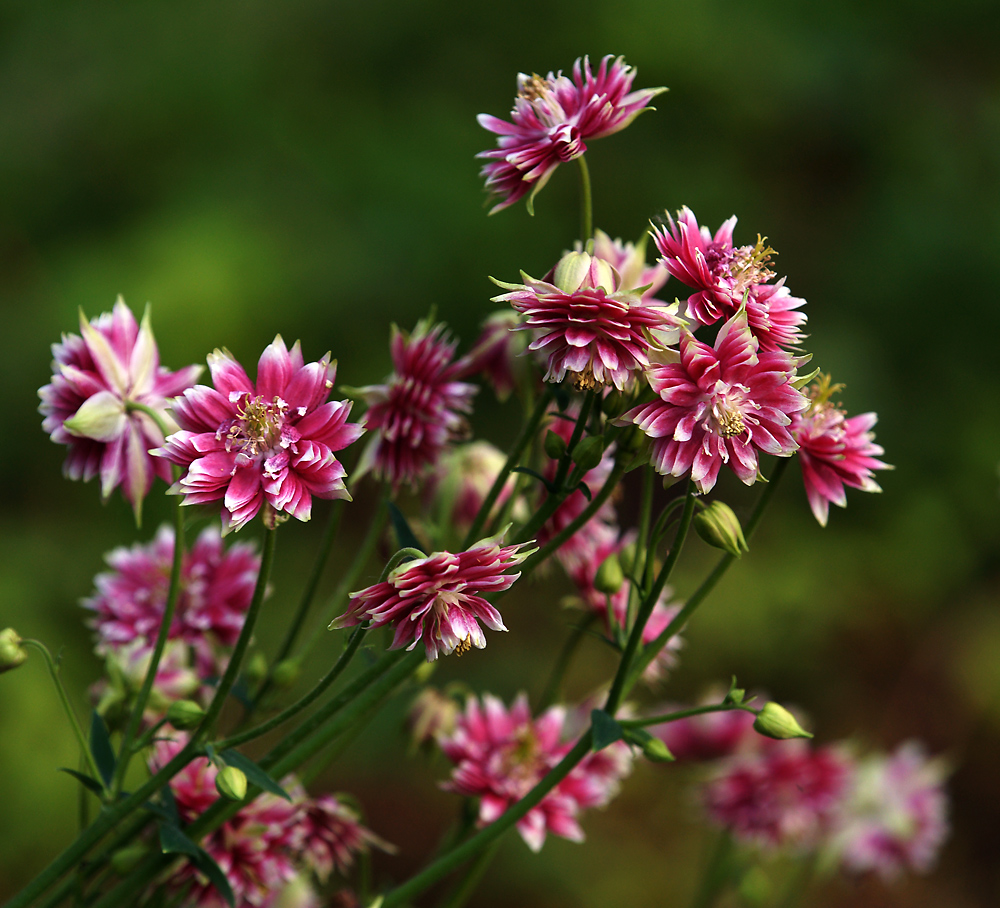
[571,437,604,472]
[59,767,104,795]
[590,709,624,751]
[89,710,116,787]
[220,748,292,802]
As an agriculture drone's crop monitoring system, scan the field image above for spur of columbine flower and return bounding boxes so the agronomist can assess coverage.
[354,318,476,490]
[154,336,364,533]
[331,530,534,661]
[38,297,201,523]
[651,207,807,351]
[493,249,683,392]
[478,55,666,214]
[620,310,807,493]
[791,375,892,526]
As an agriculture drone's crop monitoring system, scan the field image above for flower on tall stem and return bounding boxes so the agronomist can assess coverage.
[38,297,201,523]
[791,375,892,526]
[355,318,476,490]
[331,531,534,661]
[621,311,807,493]
[155,336,364,533]
[478,55,666,214]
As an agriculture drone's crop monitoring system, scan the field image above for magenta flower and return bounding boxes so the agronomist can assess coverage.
[621,311,808,493]
[831,742,949,880]
[291,795,394,884]
[439,693,632,852]
[494,249,682,391]
[331,531,533,661]
[431,442,525,536]
[356,319,476,490]
[478,55,666,213]
[457,310,529,401]
[155,336,364,533]
[651,207,807,351]
[791,378,891,526]
[38,297,201,523]
[703,741,853,850]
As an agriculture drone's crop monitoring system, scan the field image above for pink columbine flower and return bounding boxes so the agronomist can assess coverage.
[703,741,853,850]
[621,311,808,493]
[331,531,534,661]
[458,311,530,401]
[355,319,476,490]
[155,336,364,533]
[494,249,682,392]
[439,693,632,852]
[651,207,807,351]
[430,441,525,536]
[830,742,949,880]
[84,525,261,680]
[478,55,666,214]
[38,297,201,523]
[791,376,892,526]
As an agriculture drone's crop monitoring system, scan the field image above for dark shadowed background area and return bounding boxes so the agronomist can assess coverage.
[1,1,998,905]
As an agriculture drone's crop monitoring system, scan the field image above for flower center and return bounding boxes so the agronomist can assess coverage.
[224,394,287,457]
[518,74,551,102]
[709,382,750,438]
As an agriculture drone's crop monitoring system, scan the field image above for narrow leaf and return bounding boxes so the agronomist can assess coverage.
[590,709,624,751]
[388,502,424,552]
[159,823,235,908]
[510,466,555,493]
[575,481,593,502]
[220,749,292,801]
[159,822,200,857]
[89,711,116,787]
[58,767,104,795]
[192,849,236,908]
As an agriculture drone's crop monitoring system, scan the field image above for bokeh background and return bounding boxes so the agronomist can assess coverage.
[2,1,998,905]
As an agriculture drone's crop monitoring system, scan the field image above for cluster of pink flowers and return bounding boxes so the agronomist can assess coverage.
[332,531,533,661]
[156,336,365,533]
[438,693,632,852]
[356,319,476,490]
[149,734,389,907]
[38,297,201,522]
[478,55,665,213]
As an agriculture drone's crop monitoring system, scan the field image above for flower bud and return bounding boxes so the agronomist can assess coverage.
[271,658,301,690]
[0,628,28,674]
[245,651,268,686]
[641,735,675,763]
[571,436,604,471]
[752,702,813,740]
[215,765,248,801]
[593,553,624,595]
[165,699,206,730]
[617,542,637,576]
[694,501,749,558]
[544,430,568,460]
[408,687,459,749]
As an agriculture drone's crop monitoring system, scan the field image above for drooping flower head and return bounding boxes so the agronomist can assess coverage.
[478,55,666,213]
[155,336,364,533]
[830,742,949,880]
[355,319,476,490]
[494,249,683,392]
[38,297,201,523]
[621,311,808,493]
[439,693,632,852]
[651,207,807,351]
[332,531,534,661]
[791,375,892,526]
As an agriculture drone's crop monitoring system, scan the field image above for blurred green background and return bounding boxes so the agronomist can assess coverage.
[2,0,998,905]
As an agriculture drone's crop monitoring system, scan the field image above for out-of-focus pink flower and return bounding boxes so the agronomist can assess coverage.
[703,741,852,850]
[592,229,670,305]
[478,55,666,214]
[458,311,530,401]
[439,693,632,852]
[430,441,524,536]
[85,524,261,680]
[650,697,761,762]
[292,795,394,884]
[155,336,364,533]
[651,207,807,351]
[831,742,949,880]
[356,319,476,490]
[331,531,533,661]
[494,250,682,391]
[621,311,807,493]
[38,297,201,523]
[791,377,891,526]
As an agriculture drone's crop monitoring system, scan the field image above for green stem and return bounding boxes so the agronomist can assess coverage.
[538,614,595,710]
[113,490,186,795]
[577,155,593,243]
[775,852,818,908]
[439,839,502,908]
[123,401,172,440]
[463,388,554,547]
[620,702,758,729]
[22,640,107,796]
[690,831,737,908]
[550,390,596,495]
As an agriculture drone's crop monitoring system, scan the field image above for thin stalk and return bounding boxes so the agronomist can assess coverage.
[620,702,758,729]
[690,831,737,908]
[538,615,596,710]
[550,390,596,494]
[439,839,502,908]
[577,155,593,242]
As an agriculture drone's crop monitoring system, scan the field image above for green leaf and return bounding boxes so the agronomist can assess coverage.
[159,822,200,857]
[590,709,624,751]
[220,749,292,801]
[388,503,424,553]
[160,823,235,908]
[58,767,104,795]
[89,711,116,787]
[192,850,236,908]
[575,481,593,502]
[510,466,555,493]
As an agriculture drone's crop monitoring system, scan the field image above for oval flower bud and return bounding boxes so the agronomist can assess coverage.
[165,699,206,730]
[271,658,301,690]
[753,702,813,740]
[215,765,248,801]
[594,553,625,595]
[0,628,28,674]
[695,501,749,558]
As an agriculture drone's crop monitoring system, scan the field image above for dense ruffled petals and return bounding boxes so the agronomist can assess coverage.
[155,336,363,533]
[38,297,201,522]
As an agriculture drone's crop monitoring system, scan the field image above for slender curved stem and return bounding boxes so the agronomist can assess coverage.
[123,401,172,440]
[577,155,593,242]
[439,839,502,908]
[620,702,758,729]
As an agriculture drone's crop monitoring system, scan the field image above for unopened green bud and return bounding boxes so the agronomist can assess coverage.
[215,765,248,801]
[617,542,637,576]
[110,843,150,875]
[271,658,301,690]
[245,651,268,685]
[641,736,675,763]
[414,660,437,685]
[571,436,604,471]
[0,629,28,674]
[694,501,749,558]
[543,430,567,460]
[753,702,813,740]
[594,553,624,595]
[601,390,624,418]
[166,699,206,730]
